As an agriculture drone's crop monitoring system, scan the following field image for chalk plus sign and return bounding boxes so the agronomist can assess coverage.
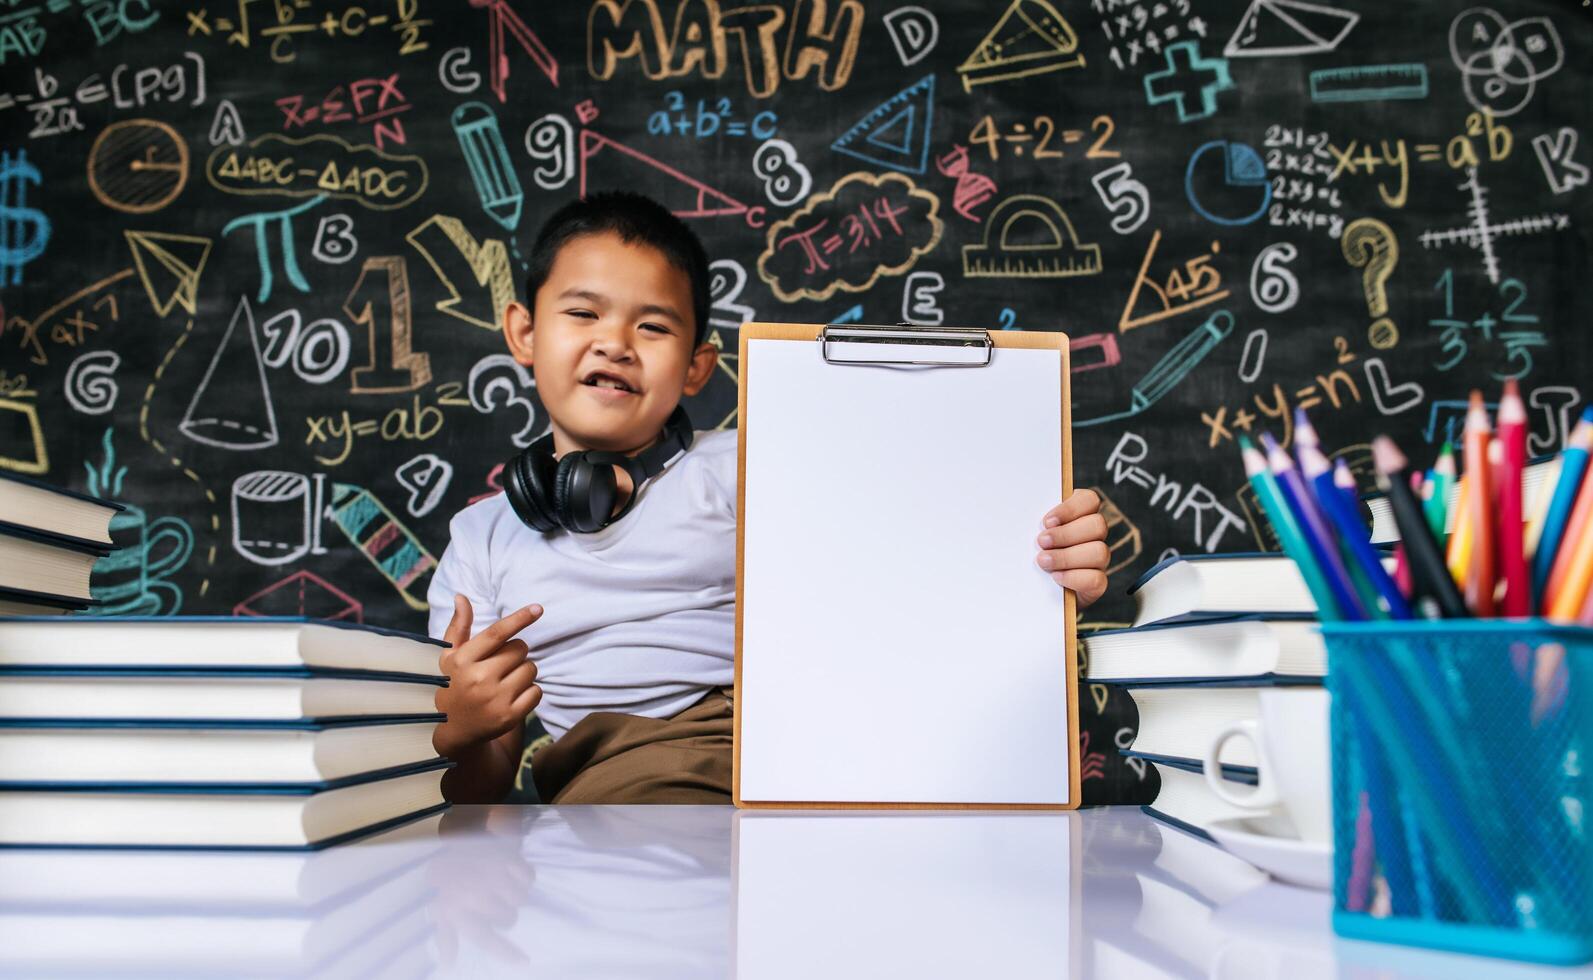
[1144,42,1233,123]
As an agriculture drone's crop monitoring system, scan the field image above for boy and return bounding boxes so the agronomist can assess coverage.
[426,192,1110,805]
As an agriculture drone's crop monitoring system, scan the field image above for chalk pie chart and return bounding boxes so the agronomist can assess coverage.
[1184,140,1271,226]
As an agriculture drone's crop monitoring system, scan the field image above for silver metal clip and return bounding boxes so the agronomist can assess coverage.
[818,322,993,367]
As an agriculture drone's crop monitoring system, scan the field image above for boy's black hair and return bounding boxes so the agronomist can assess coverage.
[523,191,711,348]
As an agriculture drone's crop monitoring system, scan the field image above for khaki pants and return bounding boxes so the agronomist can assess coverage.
[531,686,734,804]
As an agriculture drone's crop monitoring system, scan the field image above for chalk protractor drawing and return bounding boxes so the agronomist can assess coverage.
[957,0,1084,91]
[962,195,1102,278]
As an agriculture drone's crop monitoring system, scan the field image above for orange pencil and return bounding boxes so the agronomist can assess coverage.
[1544,466,1593,616]
[1497,381,1529,616]
[1547,516,1593,621]
[1579,568,1593,627]
[1447,471,1475,588]
[1463,391,1495,616]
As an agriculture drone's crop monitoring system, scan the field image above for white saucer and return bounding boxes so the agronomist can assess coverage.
[1206,816,1332,891]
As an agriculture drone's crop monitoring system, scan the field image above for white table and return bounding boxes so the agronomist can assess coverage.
[0,805,1585,978]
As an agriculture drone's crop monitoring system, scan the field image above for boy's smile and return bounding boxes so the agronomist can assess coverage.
[503,230,718,462]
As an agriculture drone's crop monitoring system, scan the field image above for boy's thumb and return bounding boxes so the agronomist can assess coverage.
[445,594,470,639]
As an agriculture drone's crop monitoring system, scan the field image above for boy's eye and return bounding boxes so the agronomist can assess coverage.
[565,309,597,320]
[641,323,670,334]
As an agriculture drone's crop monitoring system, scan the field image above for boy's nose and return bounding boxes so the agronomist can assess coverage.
[590,331,635,360]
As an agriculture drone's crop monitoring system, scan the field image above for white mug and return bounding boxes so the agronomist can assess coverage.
[1202,687,1332,846]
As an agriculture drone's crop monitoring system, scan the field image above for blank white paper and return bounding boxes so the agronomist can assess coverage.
[738,338,1070,804]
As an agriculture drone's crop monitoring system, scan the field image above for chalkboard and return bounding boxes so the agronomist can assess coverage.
[2,0,1589,805]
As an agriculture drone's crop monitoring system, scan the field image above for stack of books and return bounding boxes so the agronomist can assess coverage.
[0,472,123,615]
[1083,553,1331,839]
[0,616,453,849]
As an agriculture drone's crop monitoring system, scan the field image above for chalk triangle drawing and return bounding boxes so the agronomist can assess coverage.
[579,129,751,220]
[1223,0,1358,57]
[831,75,935,175]
[180,296,279,450]
[957,0,1083,91]
[1117,230,1230,332]
[867,108,914,154]
[125,231,212,317]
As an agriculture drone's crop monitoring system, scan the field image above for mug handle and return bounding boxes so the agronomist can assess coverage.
[141,517,194,581]
[1203,720,1279,810]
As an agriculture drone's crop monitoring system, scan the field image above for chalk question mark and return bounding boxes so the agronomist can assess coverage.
[1341,218,1400,350]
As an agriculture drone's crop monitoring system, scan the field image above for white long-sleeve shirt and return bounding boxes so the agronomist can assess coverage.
[426,428,738,740]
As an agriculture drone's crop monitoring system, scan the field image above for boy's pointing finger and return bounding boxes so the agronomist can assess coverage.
[459,604,543,663]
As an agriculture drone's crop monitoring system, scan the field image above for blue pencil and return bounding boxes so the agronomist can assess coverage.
[1262,431,1369,620]
[1533,407,1593,603]
[1294,415,1411,619]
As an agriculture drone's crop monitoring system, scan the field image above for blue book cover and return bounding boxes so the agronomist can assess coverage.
[0,520,114,557]
[0,666,447,685]
[0,757,452,793]
[0,614,445,648]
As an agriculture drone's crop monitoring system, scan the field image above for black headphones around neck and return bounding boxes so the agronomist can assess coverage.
[503,406,695,534]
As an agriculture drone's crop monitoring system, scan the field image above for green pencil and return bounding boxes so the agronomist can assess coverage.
[1239,435,1343,621]
[1425,441,1456,542]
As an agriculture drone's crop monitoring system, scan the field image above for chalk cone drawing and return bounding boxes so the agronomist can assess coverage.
[957,0,1083,91]
[180,296,280,450]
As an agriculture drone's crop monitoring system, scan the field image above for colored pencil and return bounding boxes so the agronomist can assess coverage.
[1462,392,1496,616]
[1533,407,1593,602]
[1428,441,1457,542]
[1307,450,1410,618]
[1524,455,1563,565]
[1264,429,1368,619]
[1338,465,1401,618]
[1372,436,1470,619]
[1497,381,1529,616]
[1239,435,1342,620]
[1547,512,1593,621]
[1421,471,1440,539]
[1447,472,1474,588]
[1544,465,1593,617]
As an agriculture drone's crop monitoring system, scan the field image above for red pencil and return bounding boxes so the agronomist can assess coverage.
[1498,381,1529,616]
[1464,391,1496,616]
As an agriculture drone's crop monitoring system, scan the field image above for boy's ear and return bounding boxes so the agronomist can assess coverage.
[503,302,534,366]
[681,340,719,398]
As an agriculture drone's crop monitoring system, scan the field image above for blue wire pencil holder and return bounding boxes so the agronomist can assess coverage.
[1324,619,1593,965]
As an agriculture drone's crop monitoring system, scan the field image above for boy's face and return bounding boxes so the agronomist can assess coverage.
[504,231,718,457]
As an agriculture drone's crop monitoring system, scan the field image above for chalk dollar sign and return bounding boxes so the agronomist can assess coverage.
[0,149,50,287]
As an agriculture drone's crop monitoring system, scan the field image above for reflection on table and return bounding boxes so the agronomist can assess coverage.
[0,805,1588,979]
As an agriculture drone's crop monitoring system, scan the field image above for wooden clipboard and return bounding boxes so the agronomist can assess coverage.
[732,322,1080,810]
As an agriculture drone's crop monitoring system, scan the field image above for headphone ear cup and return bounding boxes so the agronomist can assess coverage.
[552,455,579,531]
[556,454,619,533]
[506,442,562,533]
